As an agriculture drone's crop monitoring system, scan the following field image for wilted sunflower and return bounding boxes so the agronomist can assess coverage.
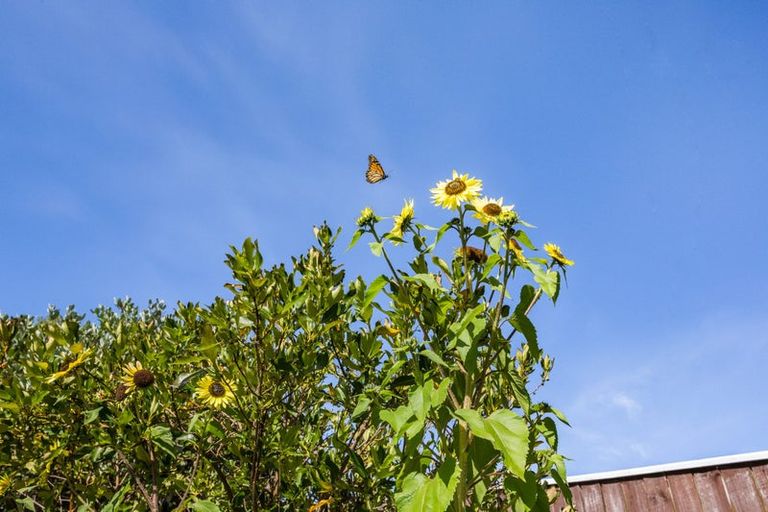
[121,361,155,391]
[195,375,237,409]
[470,196,514,224]
[457,246,488,264]
[543,243,574,267]
[390,199,414,243]
[45,345,94,383]
[430,170,482,209]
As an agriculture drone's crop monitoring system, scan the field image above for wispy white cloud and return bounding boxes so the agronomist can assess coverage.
[551,310,768,474]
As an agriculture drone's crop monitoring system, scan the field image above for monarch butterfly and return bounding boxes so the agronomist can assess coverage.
[365,154,389,184]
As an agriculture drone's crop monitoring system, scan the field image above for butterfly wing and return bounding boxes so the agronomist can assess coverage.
[366,154,389,183]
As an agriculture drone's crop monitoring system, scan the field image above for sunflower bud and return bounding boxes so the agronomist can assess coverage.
[356,207,378,227]
[497,210,520,229]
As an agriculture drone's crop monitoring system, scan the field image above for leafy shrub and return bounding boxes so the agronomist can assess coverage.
[0,171,573,511]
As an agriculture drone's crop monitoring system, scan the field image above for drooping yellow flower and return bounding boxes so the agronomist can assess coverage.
[376,321,401,337]
[195,375,237,409]
[470,196,514,224]
[508,238,527,263]
[430,170,482,209]
[390,199,415,243]
[45,346,94,383]
[543,243,574,266]
[356,207,378,227]
[121,361,155,391]
[308,498,334,512]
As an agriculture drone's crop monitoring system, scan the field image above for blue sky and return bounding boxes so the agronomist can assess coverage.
[1,2,766,475]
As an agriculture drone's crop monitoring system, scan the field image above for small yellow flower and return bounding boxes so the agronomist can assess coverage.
[376,322,401,337]
[430,170,482,209]
[121,361,155,391]
[308,498,334,512]
[390,199,415,243]
[543,243,574,266]
[470,196,514,224]
[356,207,378,227]
[195,375,237,409]
[45,347,94,383]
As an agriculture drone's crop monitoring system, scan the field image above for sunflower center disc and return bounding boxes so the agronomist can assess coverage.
[209,382,226,397]
[445,179,467,195]
[483,203,502,216]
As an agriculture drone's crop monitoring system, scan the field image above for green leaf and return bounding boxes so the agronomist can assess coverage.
[347,229,364,250]
[83,406,102,425]
[380,405,414,435]
[532,266,559,302]
[363,275,389,310]
[369,241,383,257]
[395,458,461,512]
[147,425,176,457]
[408,273,443,292]
[190,500,222,512]
[101,483,130,512]
[454,409,529,478]
[419,349,448,368]
[507,370,531,415]
[199,324,219,360]
[515,230,536,250]
[352,396,372,419]
[509,312,539,358]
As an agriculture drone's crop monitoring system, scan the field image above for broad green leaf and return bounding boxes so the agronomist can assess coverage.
[363,275,389,310]
[454,409,529,478]
[515,230,536,250]
[101,483,130,512]
[199,324,219,360]
[509,312,539,358]
[532,266,559,302]
[394,458,461,512]
[380,405,414,435]
[83,407,102,425]
[352,396,372,419]
[408,273,443,292]
[147,425,175,457]
[369,241,383,257]
[419,349,448,368]
[190,500,222,512]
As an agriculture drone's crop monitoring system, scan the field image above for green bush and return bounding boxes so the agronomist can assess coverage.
[0,171,573,511]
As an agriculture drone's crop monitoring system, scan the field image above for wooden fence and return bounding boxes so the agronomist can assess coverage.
[549,451,768,511]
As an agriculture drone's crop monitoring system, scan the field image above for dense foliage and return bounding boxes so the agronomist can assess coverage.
[0,172,574,511]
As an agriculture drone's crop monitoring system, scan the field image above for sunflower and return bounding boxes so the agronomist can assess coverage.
[195,375,237,409]
[543,243,574,267]
[121,361,155,391]
[356,207,378,227]
[470,196,514,224]
[0,474,11,495]
[390,199,414,243]
[45,345,94,383]
[430,170,482,209]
